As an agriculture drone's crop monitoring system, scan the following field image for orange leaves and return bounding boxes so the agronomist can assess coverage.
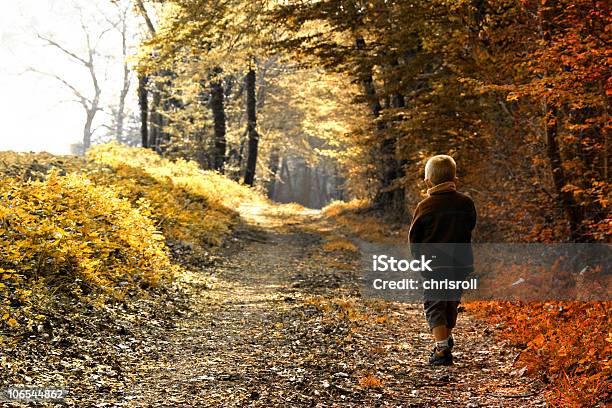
[358,373,382,388]
[506,92,520,102]
[528,333,546,350]
[473,301,612,406]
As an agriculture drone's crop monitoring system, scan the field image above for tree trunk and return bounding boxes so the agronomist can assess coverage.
[267,147,280,199]
[83,110,94,151]
[375,57,407,217]
[355,37,383,121]
[314,168,323,208]
[237,136,246,174]
[149,89,161,149]
[300,163,312,206]
[280,157,293,201]
[319,169,331,205]
[116,12,130,142]
[138,74,149,148]
[333,164,346,200]
[390,58,405,109]
[355,37,405,216]
[373,136,406,217]
[134,0,155,149]
[210,68,227,172]
[545,107,583,240]
[243,68,259,186]
[116,83,127,142]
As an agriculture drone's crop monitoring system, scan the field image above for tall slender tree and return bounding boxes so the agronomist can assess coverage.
[243,66,259,186]
[210,67,227,172]
[134,0,157,149]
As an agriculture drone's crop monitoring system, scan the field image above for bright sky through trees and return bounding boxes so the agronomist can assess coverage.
[0,0,138,154]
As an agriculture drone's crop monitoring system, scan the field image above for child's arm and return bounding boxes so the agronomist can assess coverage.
[409,205,427,258]
[408,205,423,244]
[469,201,477,231]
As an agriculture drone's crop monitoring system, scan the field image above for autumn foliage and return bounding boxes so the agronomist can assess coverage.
[0,144,259,334]
[1,0,609,405]
[470,301,611,406]
[0,170,174,296]
[88,143,260,252]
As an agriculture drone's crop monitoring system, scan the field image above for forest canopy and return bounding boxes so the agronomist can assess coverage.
[130,0,610,242]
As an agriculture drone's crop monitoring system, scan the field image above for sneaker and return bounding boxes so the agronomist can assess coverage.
[448,334,454,350]
[429,347,453,366]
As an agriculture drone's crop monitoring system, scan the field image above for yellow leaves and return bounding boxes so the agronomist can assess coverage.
[322,199,409,243]
[2,313,18,327]
[322,236,358,253]
[374,315,388,324]
[322,199,367,217]
[1,143,260,328]
[0,160,176,301]
[87,143,259,252]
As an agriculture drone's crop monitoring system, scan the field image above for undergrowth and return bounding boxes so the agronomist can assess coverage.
[467,301,611,406]
[322,199,409,243]
[0,143,260,335]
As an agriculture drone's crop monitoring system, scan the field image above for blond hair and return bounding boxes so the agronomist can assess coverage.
[424,155,457,185]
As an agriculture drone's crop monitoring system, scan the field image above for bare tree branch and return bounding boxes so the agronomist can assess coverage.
[37,34,90,66]
[26,67,92,108]
[134,0,156,35]
[33,6,110,150]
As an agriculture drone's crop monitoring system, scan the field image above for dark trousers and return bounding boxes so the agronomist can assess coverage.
[421,266,467,331]
[424,300,460,331]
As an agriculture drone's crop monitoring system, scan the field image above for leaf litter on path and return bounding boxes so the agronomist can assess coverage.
[2,203,545,407]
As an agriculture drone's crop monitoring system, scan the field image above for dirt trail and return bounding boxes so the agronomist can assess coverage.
[122,203,544,407]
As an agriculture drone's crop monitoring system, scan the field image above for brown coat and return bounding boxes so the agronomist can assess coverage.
[408,182,477,273]
[409,182,477,244]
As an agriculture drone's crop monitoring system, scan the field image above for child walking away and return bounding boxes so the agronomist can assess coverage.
[408,155,477,366]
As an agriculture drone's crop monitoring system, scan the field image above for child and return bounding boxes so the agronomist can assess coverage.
[408,155,477,366]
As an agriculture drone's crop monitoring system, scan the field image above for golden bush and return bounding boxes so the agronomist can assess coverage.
[88,143,259,249]
[1,143,261,329]
[0,170,177,327]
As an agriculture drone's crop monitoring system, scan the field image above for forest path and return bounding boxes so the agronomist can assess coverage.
[126,202,545,407]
